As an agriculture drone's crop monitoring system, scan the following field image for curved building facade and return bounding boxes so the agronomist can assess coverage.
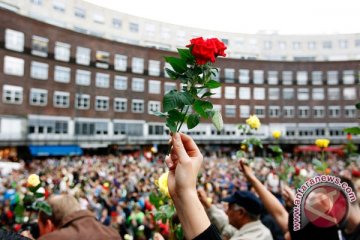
[0,9,358,155]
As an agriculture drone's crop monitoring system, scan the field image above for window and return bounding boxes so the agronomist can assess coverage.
[308,41,316,49]
[113,122,143,136]
[225,105,236,118]
[5,29,24,52]
[114,54,127,71]
[114,75,127,90]
[293,42,301,50]
[132,57,144,73]
[283,106,294,118]
[278,41,286,50]
[148,124,164,135]
[74,7,85,18]
[239,105,250,118]
[95,73,110,88]
[254,106,265,118]
[296,71,307,85]
[28,119,68,135]
[211,87,221,98]
[239,69,250,83]
[269,106,280,118]
[328,88,340,100]
[129,22,139,32]
[75,94,90,109]
[213,68,221,81]
[114,98,127,112]
[164,82,176,94]
[132,78,144,92]
[112,18,122,28]
[31,36,48,57]
[2,85,22,104]
[149,60,160,76]
[298,106,309,118]
[297,88,309,100]
[31,61,48,80]
[282,71,293,85]
[54,66,70,83]
[327,71,338,85]
[224,68,235,83]
[30,0,43,5]
[54,42,70,62]
[75,122,108,135]
[283,88,294,100]
[148,101,161,113]
[268,88,279,100]
[268,71,278,85]
[264,41,272,50]
[312,88,325,100]
[149,80,161,94]
[93,13,104,24]
[239,87,250,100]
[343,87,356,100]
[95,96,109,111]
[132,99,144,113]
[343,70,355,84]
[30,88,47,106]
[313,106,325,118]
[76,47,91,65]
[253,87,265,100]
[53,91,69,108]
[76,70,91,86]
[225,86,236,99]
[253,70,264,84]
[345,106,356,118]
[311,71,322,85]
[328,106,340,118]
[4,56,24,76]
[339,40,348,49]
[53,0,65,12]
[323,41,332,49]
[96,51,109,69]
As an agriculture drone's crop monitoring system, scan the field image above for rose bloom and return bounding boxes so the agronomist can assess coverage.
[246,115,261,130]
[157,172,170,198]
[27,174,40,187]
[315,139,330,148]
[272,130,281,139]
[187,37,227,65]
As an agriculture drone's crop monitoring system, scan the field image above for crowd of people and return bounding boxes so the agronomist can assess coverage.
[0,134,360,239]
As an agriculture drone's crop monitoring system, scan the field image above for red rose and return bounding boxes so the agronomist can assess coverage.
[187,37,226,65]
[295,167,300,176]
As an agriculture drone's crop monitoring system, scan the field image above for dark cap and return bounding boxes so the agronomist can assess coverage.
[223,191,262,215]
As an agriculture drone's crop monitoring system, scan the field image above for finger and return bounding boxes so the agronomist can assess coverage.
[179,132,201,156]
[171,133,189,160]
[239,159,245,171]
[165,155,175,170]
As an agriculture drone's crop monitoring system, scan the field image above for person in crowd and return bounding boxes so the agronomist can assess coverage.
[198,188,273,240]
[37,194,122,240]
[165,132,222,240]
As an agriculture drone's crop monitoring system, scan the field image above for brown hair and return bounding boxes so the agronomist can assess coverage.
[39,194,81,228]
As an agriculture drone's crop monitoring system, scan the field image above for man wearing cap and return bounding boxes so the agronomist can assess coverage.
[198,189,273,240]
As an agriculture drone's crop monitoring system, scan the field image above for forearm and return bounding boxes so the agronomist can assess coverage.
[248,175,289,232]
[173,191,211,239]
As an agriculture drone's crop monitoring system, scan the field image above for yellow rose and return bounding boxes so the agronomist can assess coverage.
[315,139,330,148]
[240,144,247,151]
[157,172,170,198]
[27,174,40,187]
[246,115,261,130]
[272,130,281,139]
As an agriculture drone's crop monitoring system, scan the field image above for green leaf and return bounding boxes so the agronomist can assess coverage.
[236,150,245,158]
[344,127,360,135]
[204,80,221,89]
[168,109,184,121]
[187,114,200,129]
[165,68,179,79]
[163,90,178,112]
[166,118,177,133]
[177,48,194,63]
[269,145,283,154]
[356,102,360,109]
[164,57,187,73]
[200,91,214,98]
[33,201,52,216]
[178,91,194,106]
[152,111,167,118]
[193,100,213,118]
[211,110,223,131]
[14,204,25,218]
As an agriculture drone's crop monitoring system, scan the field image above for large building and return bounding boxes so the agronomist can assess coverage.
[1,0,360,61]
[0,7,358,158]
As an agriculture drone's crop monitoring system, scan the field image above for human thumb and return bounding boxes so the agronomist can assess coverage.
[172,133,188,160]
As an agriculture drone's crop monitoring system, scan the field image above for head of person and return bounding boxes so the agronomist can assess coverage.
[223,191,262,229]
[38,194,81,236]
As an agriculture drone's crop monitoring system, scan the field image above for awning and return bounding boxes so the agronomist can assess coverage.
[29,145,83,157]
